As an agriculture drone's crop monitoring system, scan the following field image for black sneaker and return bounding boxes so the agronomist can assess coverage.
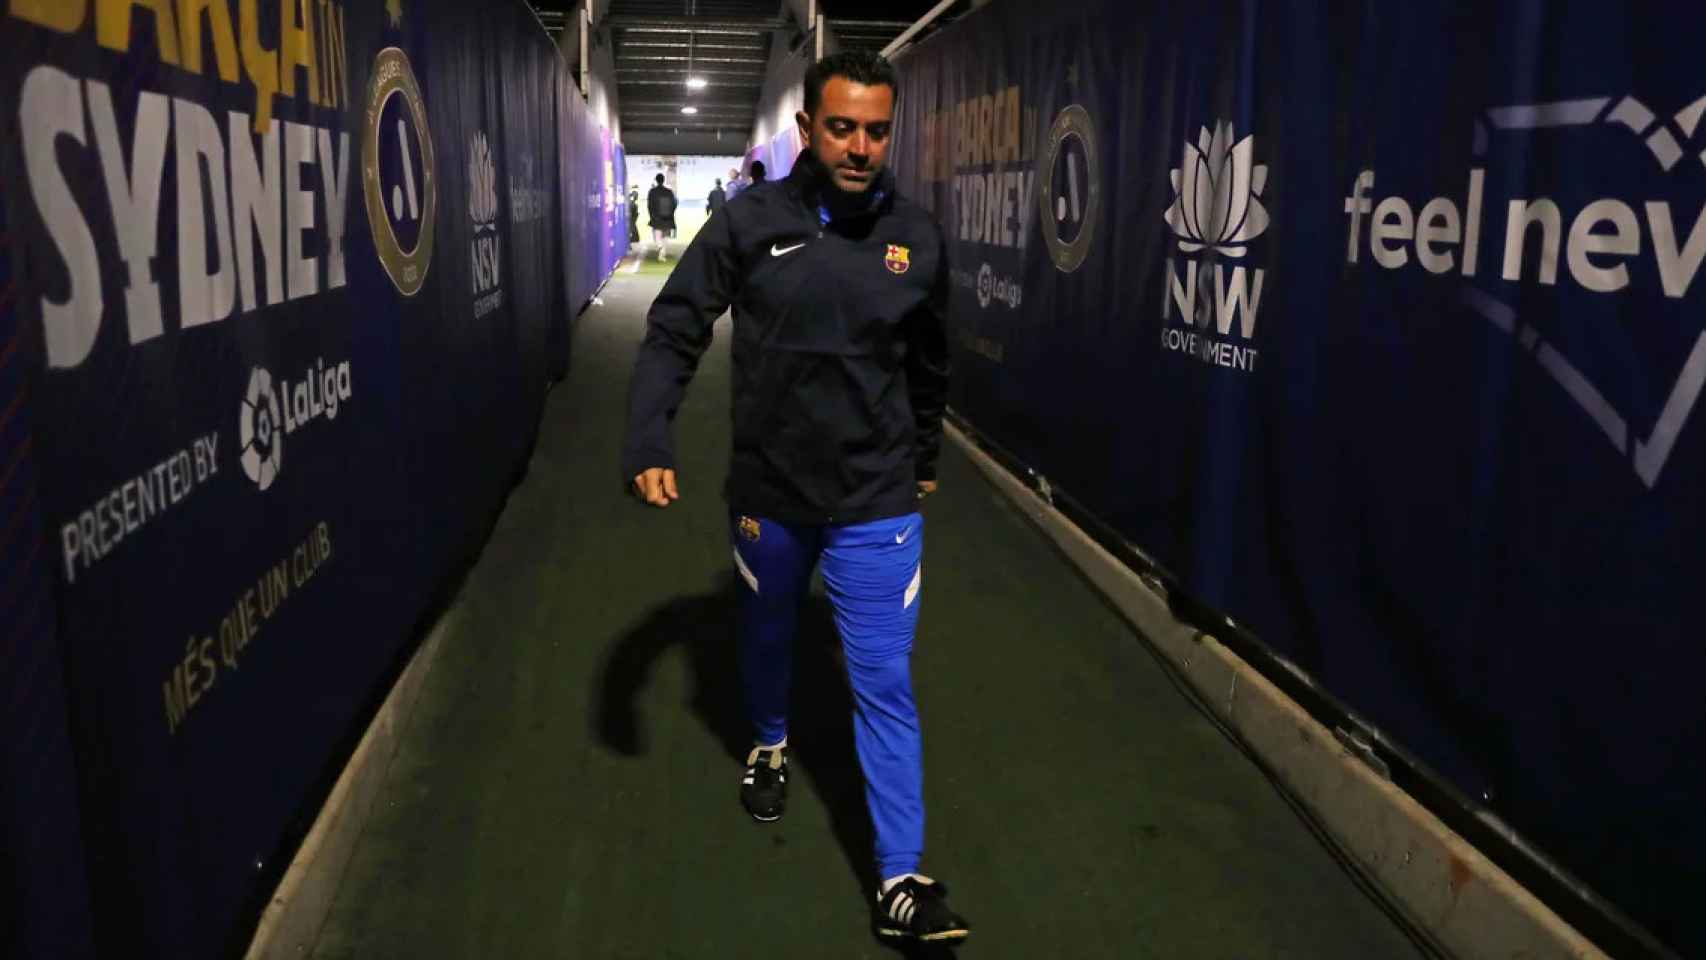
[874,875,970,943]
[740,745,788,822]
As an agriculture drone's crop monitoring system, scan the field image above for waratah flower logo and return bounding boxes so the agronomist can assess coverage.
[469,131,498,230]
[1164,120,1269,257]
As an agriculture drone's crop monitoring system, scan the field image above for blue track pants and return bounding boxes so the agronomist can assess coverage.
[730,511,925,881]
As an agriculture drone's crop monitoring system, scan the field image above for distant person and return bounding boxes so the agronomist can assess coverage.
[725,167,745,199]
[646,173,677,261]
[627,187,640,247]
[708,178,726,213]
[749,159,767,184]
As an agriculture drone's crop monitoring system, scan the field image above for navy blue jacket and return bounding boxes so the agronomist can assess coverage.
[622,152,951,525]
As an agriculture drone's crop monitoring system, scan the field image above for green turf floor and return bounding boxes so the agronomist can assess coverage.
[307,267,1428,959]
[625,204,708,277]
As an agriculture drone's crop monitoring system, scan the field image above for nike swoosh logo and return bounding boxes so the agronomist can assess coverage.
[895,528,910,544]
[771,242,806,257]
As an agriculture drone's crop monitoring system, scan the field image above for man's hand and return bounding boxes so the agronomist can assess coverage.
[916,480,938,500]
[633,468,680,507]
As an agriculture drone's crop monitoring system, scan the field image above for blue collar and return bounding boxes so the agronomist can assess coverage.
[818,189,887,226]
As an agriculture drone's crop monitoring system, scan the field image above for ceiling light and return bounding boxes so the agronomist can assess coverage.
[686,76,708,90]
[681,106,698,115]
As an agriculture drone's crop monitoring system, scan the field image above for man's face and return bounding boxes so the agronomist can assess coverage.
[799,76,894,193]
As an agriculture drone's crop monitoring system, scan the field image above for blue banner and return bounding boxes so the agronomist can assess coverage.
[0,0,620,955]
[0,157,96,958]
[892,1,1701,954]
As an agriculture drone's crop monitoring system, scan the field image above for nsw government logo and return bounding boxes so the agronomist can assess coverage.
[1160,120,1269,374]
[470,130,504,319]
[238,359,354,491]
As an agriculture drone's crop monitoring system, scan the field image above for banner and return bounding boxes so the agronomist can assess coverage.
[747,124,801,183]
[891,1,1701,954]
[0,180,96,958]
[0,1,620,955]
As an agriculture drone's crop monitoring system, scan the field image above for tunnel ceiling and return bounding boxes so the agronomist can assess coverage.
[606,0,780,139]
[531,1,967,142]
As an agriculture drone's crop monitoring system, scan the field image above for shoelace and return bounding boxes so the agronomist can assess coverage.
[744,746,784,770]
[744,748,786,789]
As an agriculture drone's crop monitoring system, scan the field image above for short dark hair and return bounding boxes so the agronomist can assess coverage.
[803,49,897,116]
[654,173,665,184]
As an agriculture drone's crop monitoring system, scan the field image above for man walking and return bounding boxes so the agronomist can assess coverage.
[708,177,727,213]
[646,173,677,261]
[622,50,968,945]
[626,187,640,249]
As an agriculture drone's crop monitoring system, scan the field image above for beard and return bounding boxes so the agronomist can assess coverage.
[808,145,881,213]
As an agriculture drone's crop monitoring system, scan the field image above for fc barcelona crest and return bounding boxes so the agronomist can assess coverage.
[884,244,911,274]
[738,516,761,541]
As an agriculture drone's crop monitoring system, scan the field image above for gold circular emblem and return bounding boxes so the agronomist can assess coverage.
[362,47,436,296]
[1037,104,1099,273]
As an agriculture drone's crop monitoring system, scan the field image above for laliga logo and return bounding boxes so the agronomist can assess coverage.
[976,263,1022,309]
[237,360,353,490]
[239,368,284,491]
[1164,120,1269,257]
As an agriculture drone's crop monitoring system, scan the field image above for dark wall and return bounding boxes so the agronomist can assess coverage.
[0,0,625,955]
[890,1,1702,954]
